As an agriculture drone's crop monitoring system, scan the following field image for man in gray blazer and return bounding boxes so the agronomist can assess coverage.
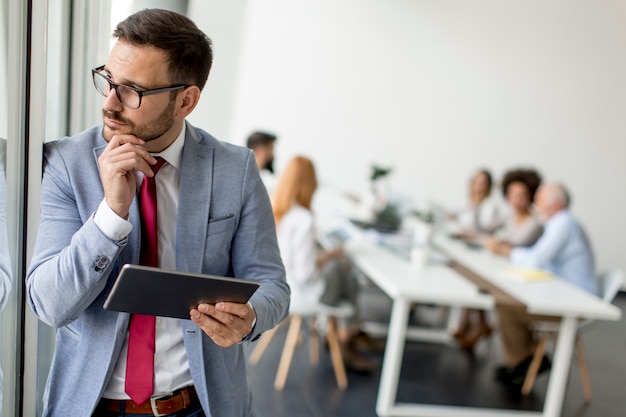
[26,9,289,417]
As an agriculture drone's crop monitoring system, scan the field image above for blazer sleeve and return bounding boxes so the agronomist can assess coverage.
[26,143,126,327]
[229,152,290,340]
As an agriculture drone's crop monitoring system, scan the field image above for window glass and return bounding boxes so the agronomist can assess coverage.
[0,1,17,416]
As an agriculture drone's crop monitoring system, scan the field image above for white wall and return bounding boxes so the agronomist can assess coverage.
[188,0,626,277]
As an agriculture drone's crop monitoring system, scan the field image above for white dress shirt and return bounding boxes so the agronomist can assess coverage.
[97,124,194,399]
[275,204,324,306]
[456,196,502,233]
[259,169,277,196]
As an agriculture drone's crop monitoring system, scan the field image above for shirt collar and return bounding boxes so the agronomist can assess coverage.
[151,122,186,170]
[546,208,569,226]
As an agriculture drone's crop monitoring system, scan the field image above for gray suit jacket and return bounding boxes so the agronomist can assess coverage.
[26,123,290,417]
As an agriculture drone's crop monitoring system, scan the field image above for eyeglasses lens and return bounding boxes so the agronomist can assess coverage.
[92,71,140,109]
[93,72,110,97]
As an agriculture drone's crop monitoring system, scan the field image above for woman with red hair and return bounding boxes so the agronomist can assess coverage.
[272,156,380,372]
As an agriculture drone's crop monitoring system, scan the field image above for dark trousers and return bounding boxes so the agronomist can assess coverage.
[318,258,359,309]
[497,304,560,366]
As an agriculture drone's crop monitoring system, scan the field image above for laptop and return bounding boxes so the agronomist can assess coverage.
[349,202,402,233]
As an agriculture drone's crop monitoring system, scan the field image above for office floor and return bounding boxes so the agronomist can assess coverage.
[245,288,626,417]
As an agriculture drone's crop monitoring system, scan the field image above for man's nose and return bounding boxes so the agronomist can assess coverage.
[102,86,124,112]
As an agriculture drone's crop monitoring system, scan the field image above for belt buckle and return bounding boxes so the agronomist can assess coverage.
[149,392,173,417]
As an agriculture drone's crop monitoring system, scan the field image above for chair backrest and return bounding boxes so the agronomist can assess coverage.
[574,268,624,331]
[599,268,624,303]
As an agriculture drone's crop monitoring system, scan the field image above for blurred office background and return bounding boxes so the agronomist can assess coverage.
[1,1,625,416]
[188,0,626,285]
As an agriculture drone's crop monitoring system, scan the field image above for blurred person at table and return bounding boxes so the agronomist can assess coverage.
[490,182,598,387]
[448,168,502,240]
[455,168,545,351]
[272,156,383,373]
[448,168,500,351]
[486,168,543,251]
[246,131,277,193]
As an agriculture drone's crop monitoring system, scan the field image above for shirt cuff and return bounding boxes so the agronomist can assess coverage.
[241,301,257,342]
[93,199,133,242]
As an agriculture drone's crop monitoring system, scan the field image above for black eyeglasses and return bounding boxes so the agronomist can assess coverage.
[91,65,188,109]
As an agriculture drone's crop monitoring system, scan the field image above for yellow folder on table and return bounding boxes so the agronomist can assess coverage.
[504,267,554,282]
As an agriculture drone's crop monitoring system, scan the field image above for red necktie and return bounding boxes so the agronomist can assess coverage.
[125,157,166,405]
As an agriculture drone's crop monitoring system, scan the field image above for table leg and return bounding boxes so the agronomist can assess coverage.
[542,316,577,417]
[446,306,461,334]
[376,298,410,417]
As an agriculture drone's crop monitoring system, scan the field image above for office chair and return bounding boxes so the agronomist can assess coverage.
[521,268,625,400]
[248,283,354,390]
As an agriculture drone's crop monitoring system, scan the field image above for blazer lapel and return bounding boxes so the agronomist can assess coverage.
[176,126,213,273]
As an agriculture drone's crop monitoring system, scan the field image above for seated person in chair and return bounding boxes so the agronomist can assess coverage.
[454,168,544,352]
[448,168,502,238]
[487,168,543,248]
[272,156,382,373]
[488,182,599,386]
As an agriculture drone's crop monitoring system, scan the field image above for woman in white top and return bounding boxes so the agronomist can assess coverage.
[451,169,502,235]
[272,156,380,372]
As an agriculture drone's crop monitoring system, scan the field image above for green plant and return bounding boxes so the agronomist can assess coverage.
[370,164,392,182]
[411,209,434,224]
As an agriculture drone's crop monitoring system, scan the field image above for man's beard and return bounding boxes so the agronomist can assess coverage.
[263,158,274,174]
[102,97,176,142]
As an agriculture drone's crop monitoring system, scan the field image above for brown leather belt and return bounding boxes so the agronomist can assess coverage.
[99,386,199,416]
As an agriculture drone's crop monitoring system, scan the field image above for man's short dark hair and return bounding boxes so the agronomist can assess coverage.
[246,131,277,150]
[113,8,213,91]
[501,168,542,202]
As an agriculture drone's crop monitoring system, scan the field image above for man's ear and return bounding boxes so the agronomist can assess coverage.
[176,86,201,119]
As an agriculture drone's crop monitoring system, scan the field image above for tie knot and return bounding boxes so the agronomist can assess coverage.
[151,157,166,176]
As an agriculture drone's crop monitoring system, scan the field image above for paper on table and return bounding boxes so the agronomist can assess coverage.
[503,267,554,282]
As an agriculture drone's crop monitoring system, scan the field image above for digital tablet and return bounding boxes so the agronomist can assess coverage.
[103,264,260,319]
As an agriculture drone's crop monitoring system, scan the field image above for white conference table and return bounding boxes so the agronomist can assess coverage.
[313,192,621,417]
[343,230,621,417]
[343,238,495,417]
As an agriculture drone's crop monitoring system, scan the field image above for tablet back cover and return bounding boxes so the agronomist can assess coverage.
[103,264,259,319]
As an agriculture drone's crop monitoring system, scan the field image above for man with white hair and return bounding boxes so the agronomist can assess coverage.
[487,182,598,387]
